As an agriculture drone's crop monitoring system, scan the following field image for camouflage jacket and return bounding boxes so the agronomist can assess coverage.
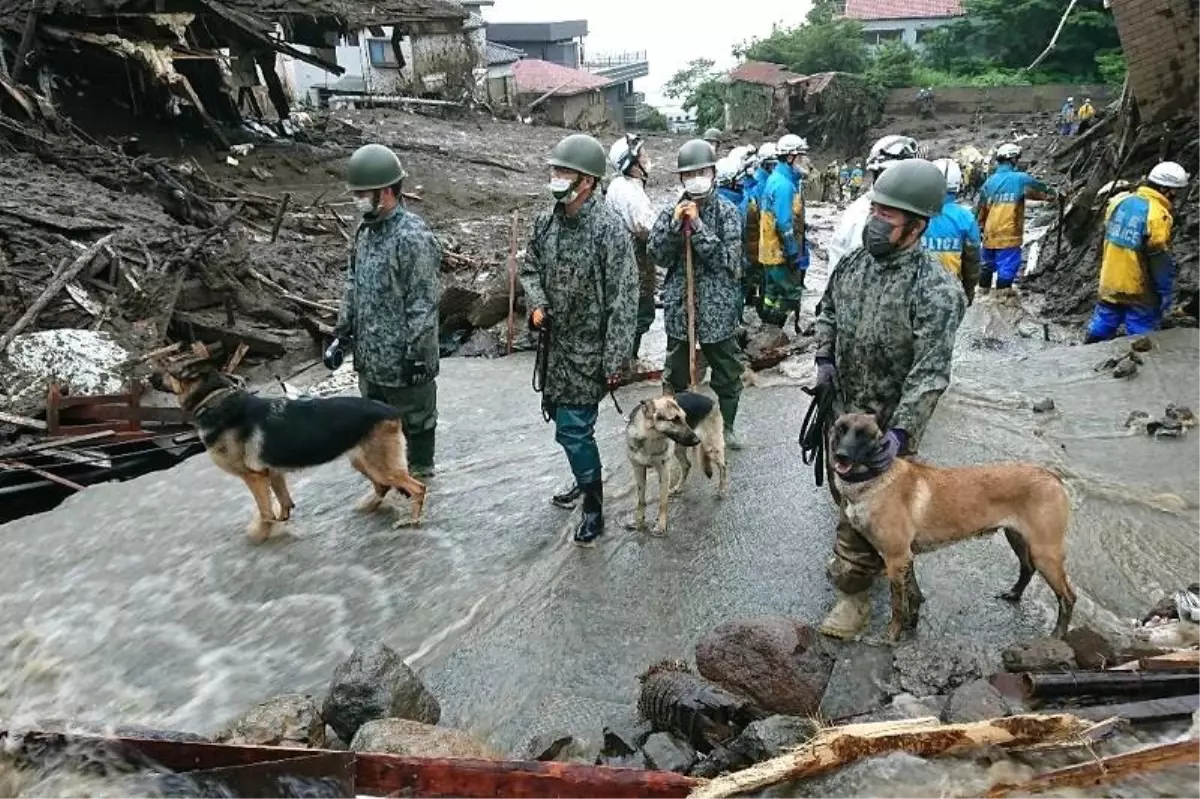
[648,193,744,344]
[335,206,442,388]
[520,194,638,407]
[814,244,966,452]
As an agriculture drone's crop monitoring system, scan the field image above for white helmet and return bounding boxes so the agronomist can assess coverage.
[1148,161,1190,189]
[715,155,740,187]
[996,142,1022,161]
[932,158,963,192]
[777,133,808,156]
[757,142,777,161]
[608,133,645,175]
[1066,96,1074,102]
[866,134,918,174]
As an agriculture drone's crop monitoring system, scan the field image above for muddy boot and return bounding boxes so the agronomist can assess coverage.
[552,482,582,509]
[574,480,604,546]
[723,427,744,450]
[819,591,872,640]
[408,429,435,478]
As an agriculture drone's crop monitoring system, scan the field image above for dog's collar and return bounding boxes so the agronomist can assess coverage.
[190,386,239,416]
[837,467,885,484]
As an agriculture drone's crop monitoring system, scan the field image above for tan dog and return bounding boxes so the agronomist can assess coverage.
[830,412,1075,641]
[151,358,425,540]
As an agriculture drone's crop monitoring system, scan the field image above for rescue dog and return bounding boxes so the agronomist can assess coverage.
[625,392,727,535]
[151,358,426,540]
[830,412,1075,641]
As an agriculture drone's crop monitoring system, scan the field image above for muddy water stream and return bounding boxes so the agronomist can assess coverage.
[1,199,1196,795]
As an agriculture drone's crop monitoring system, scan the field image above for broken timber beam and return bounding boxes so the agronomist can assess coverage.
[984,739,1199,798]
[1074,694,1199,724]
[0,232,117,355]
[198,0,345,75]
[688,714,1094,799]
[170,311,286,358]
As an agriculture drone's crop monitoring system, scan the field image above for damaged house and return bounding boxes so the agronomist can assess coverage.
[0,0,467,145]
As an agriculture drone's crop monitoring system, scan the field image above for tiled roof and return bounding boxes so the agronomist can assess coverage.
[512,58,611,96]
[486,40,525,66]
[728,60,803,87]
[843,0,965,21]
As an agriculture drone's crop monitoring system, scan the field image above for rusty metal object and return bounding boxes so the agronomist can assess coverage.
[0,730,697,799]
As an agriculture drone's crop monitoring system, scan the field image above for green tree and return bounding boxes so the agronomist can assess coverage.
[737,19,868,75]
[867,40,917,88]
[955,0,1120,76]
[640,106,669,132]
[663,58,725,134]
[1095,49,1126,87]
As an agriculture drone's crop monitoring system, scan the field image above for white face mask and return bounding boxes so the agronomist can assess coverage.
[683,175,713,198]
[353,196,376,215]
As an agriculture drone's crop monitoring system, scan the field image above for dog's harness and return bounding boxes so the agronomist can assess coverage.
[798,381,835,487]
[189,386,240,418]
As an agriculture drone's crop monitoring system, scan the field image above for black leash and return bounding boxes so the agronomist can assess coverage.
[532,317,553,423]
[798,382,835,487]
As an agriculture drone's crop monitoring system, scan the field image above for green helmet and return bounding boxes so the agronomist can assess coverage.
[674,139,718,173]
[869,158,946,219]
[346,144,407,191]
[703,127,722,141]
[547,133,607,178]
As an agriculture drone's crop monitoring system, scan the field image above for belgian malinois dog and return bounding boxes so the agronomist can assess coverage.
[151,358,426,540]
[830,412,1075,641]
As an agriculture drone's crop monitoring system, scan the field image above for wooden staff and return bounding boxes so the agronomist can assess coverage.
[506,209,518,355]
[685,227,698,387]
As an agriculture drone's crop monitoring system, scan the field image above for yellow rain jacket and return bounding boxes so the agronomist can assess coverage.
[1098,185,1174,306]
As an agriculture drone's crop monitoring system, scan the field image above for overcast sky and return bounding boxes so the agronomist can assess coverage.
[483,0,813,109]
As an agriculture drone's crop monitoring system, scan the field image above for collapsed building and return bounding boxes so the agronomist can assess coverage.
[0,0,467,144]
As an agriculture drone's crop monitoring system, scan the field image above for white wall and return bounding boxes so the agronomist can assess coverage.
[284,25,484,105]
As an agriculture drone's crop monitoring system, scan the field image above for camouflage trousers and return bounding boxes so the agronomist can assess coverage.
[635,244,657,338]
[663,336,743,430]
[358,376,438,471]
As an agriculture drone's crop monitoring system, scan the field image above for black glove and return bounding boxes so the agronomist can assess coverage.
[323,336,351,370]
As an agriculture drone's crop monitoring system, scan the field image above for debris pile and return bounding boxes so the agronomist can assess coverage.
[1024,81,1199,324]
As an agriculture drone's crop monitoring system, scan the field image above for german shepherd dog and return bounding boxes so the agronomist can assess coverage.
[151,359,426,540]
[626,392,727,535]
[831,412,1075,641]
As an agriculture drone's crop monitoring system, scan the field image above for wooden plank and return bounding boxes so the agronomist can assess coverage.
[58,405,188,424]
[171,311,286,358]
[46,424,190,438]
[0,410,47,430]
[984,739,1199,797]
[0,430,114,458]
[1139,650,1200,672]
[0,459,86,491]
[1073,694,1199,724]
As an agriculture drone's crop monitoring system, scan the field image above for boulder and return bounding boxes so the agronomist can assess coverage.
[467,279,521,329]
[438,284,482,332]
[322,643,440,744]
[215,694,324,747]
[600,707,652,758]
[940,679,1009,724]
[486,318,536,354]
[695,616,834,716]
[324,725,348,751]
[875,693,944,722]
[1,329,130,417]
[892,636,994,697]
[818,642,896,721]
[641,732,697,773]
[743,328,792,370]
[349,719,497,759]
[456,328,501,358]
[1062,626,1120,669]
[522,730,578,762]
[735,714,819,760]
[1000,637,1076,673]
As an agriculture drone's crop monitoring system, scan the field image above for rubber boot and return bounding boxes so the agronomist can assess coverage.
[819,591,872,640]
[552,482,582,509]
[719,397,742,450]
[408,429,435,478]
[573,480,604,546]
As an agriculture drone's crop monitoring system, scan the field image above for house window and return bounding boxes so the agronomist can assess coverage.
[368,38,398,68]
[863,29,903,45]
[345,32,360,46]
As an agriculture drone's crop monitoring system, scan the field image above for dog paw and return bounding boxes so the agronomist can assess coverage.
[276,503,295,521]
[246,518,273,542]
[996,590,1022,603]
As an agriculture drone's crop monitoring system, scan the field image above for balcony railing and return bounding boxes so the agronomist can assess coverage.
[582,50,648,69]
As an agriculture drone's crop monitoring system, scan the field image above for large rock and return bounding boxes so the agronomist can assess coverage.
[819,642,897,721]
[695,616,834,716]
[456,328,501,358]
[1,329,130,417]
[600,706,652,758]
[641,732,697,773]
[940,679,1009,724]
[733,714,818,760]
[522,730,582,762]
[1064,625,1175,668]
[215,694,324,747]
[438,283,482,332]
[743,328,792,370]
[349,718,497,759]
[892,636,994,697]
[1000,637,1077,673]
[322,643,440,744]
[467,278,522,329]
[875,693,944,722]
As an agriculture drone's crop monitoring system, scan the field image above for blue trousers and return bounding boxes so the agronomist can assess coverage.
[980,246,1022,289]
[554,404,601,485]
[1086,301,1161,341]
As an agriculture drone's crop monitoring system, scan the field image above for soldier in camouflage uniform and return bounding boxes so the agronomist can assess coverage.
[812,159,967,639]
[334,143,442,476]
[649,139,747,449]
[520,134,639,546]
